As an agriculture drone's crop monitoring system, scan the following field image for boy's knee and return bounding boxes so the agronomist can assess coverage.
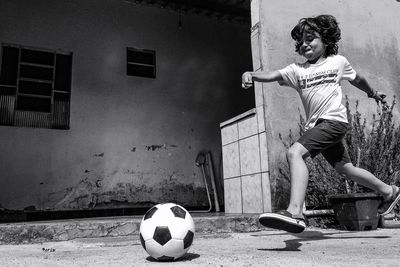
[286,147,298,161]
[335,162,353,176]
[287,143,309,161]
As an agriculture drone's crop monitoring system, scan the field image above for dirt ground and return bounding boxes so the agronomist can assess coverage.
[1,227,400,267]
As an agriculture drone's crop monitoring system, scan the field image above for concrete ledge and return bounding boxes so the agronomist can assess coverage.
[220,108,256,128]
[0,213,264,244]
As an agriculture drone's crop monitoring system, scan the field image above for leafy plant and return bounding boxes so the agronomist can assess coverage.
[278,97,400,208]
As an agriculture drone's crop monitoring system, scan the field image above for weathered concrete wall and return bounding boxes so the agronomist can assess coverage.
[0,0,254,210]
[252,0,400,209]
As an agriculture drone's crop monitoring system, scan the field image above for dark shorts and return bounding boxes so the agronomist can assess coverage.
[297,119,351,167]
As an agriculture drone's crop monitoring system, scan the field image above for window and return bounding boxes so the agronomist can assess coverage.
[127,47,156,78]
[0,44,72,129]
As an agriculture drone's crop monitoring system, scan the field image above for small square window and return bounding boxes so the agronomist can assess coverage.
[127,47,156,78]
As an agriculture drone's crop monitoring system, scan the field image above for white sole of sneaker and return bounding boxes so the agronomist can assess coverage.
[380,191,400,216]
[259,213,306,233]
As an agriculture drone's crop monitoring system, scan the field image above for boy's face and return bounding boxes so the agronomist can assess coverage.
[298,30,326,63]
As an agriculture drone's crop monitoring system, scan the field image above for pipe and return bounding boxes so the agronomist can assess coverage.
[206,152,220,212]
[303,209,334,217]
[302,202,334,217]
[191,152,212,212]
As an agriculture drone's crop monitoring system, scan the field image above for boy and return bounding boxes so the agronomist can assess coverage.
[242,14,400,233]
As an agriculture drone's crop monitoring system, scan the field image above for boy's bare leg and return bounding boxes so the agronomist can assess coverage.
[335,162,400,215]
[335,162,392,198]
[257,142,309,233]
[286,142,311,215]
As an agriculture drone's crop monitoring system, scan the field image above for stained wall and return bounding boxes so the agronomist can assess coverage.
[0,0,254,210]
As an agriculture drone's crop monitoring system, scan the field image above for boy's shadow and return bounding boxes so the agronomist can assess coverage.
[256,230,390,252]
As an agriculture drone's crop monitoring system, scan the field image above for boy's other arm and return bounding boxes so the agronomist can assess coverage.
[349,73,388,107]
[242,70,283,89]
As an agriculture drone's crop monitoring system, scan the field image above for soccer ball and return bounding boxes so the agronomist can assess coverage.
[139,203,195,261]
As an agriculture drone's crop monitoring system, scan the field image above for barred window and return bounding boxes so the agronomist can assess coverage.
[127,47,156,78]
[0,43,72,129]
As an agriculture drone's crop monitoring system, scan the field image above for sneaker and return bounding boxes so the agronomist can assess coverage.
[378,185,400,216]
[258,210,306,233]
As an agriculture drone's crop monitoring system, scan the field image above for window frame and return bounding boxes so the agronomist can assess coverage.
[126,47,156,78]
[0,43,72,129]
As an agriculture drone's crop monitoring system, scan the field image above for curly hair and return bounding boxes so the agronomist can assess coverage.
[291,15,341,57]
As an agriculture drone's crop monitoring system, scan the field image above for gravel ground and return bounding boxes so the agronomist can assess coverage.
[0,227,400,267]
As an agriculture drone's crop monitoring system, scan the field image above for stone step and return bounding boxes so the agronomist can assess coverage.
[0,213,263,244]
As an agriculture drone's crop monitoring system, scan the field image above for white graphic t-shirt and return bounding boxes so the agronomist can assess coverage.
[278,55,357,130]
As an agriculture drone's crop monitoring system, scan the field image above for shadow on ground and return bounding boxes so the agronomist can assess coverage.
[254,230,391,252]
[146,253,200,262]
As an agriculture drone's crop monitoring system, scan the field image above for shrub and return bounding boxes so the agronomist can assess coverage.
[278,97,400,208]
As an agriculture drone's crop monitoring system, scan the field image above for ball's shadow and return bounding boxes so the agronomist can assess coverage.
[146,253,200,262]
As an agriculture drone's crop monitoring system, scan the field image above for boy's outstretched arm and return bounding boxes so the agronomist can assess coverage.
[242,70,283,89]
[349,73,388,107]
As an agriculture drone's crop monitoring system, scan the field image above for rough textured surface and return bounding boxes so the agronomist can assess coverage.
[0,214,262,244]
[0,0,253,212]
[1,228,400,266]
[53,177,209,210]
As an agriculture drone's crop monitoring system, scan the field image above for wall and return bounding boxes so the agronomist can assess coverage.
[252,0,400,209]
[220,108,271,214]
[0,0,254,210]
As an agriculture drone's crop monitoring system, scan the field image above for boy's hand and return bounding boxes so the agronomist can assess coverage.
[242,72,253,89]
[371,91,388,110]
